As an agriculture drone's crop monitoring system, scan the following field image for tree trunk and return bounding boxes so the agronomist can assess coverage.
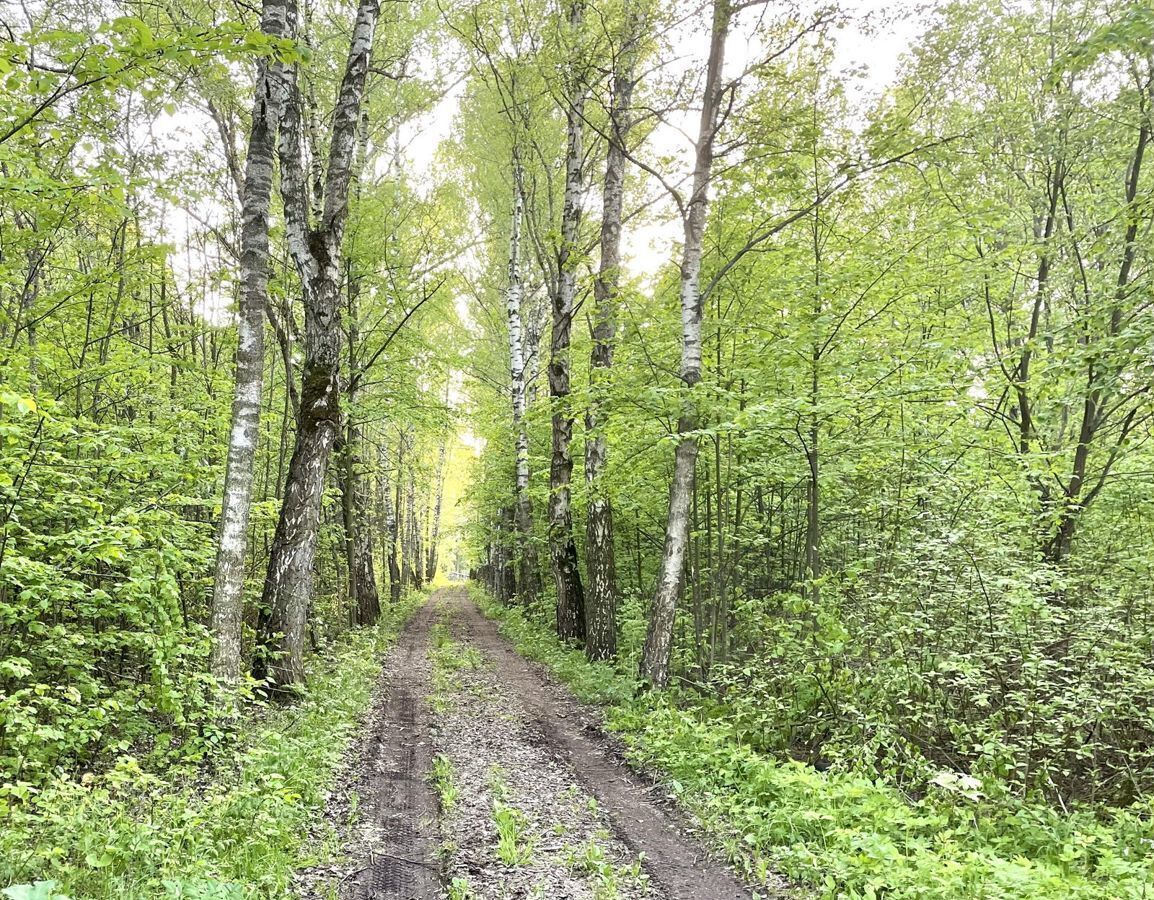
[426,438,446,582]
[255,0,380,693]
[639,0,730,688]
[1043,105,1148,567]
[506,158,542,603]
[378,435,402,603]
[343,423,380,624]
[806,208,822,605]
[550,0,587,643]
[211,0,293,685]
[341,260,380,625]
[397,428,411,587]
[406,463,423,590]
[497,505,517,602]
[584,10,640,662]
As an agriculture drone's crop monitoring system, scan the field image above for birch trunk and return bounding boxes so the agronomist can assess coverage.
[426,438,446,582]
[506,159,542,602]
[256,0,380,693]
[211,0,293,684]
[584,10,640,662]
[639,0,730,688]
[550,0,587,642]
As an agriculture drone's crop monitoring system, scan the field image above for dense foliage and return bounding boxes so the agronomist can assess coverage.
[455,0,1154,895]
[478,587,1154,898]
[1,593,422,899]
[1,0,458,888]
[3,0,1154,895]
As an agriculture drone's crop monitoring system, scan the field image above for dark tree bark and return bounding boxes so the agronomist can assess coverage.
[405,459,424,590]
[342,418,380,624]
[497,505,517,602]
[426,438,446,582]
[549,0,587,643]
[397,427,411,588]
[584,8,641,662]
[377,435,402,603]
[255,0,381,693]
[341,113,380,625]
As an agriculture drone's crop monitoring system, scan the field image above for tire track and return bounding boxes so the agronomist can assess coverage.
[439,587,769,900]
[345,598,441,900]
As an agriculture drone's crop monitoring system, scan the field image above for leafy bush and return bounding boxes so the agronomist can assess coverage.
[0,392,226,789]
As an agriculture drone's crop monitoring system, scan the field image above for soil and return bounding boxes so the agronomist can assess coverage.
[314,587,784,900]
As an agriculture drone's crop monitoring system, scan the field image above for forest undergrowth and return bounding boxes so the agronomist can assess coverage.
[5,0,1154,897]
[0,592,423,900]
[473,586,1154,899]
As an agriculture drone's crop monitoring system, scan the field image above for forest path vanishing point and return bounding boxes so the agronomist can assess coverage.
[320,588,768,900]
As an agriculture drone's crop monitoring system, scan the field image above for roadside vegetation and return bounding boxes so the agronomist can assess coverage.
[0,594,422,900]
[4,0,1154,895]
[475,587,1154,899]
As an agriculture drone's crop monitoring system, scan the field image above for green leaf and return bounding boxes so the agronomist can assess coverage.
[2,882,71,900]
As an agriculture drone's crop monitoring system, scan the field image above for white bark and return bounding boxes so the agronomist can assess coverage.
[211,0,294,685]
[639,0,731,688]
[507,159,542,601]
[257,0,381,693]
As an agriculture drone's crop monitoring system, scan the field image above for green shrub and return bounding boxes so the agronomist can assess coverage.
[0,593,423,899]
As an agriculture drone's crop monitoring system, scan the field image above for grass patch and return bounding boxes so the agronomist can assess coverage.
[492,800,534,866]
[428,616,483,712]
[1,592,425,899]
[446,877,474,900]
[563,836,648,900]
[486,768,534,867]
[472,584,1154,900]
[430,753,458,811]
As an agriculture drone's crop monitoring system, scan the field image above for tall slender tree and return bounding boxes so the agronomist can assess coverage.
[548,0,588,642]
[378,433,403,602]
[584,4,642,661]
[426,437,447,581]
[210,0,294,684]
[639,0,731,687]
[506,155,543,602]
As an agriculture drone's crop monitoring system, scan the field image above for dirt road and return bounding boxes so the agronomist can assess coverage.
[326,588,767,900]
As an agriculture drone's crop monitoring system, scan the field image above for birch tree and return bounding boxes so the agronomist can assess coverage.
[506,156,543,601]
[255,0,381,692]
[583,4,643,661]
[210,0,294,684]
[547,0,588,642]
[639,0,731,687]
